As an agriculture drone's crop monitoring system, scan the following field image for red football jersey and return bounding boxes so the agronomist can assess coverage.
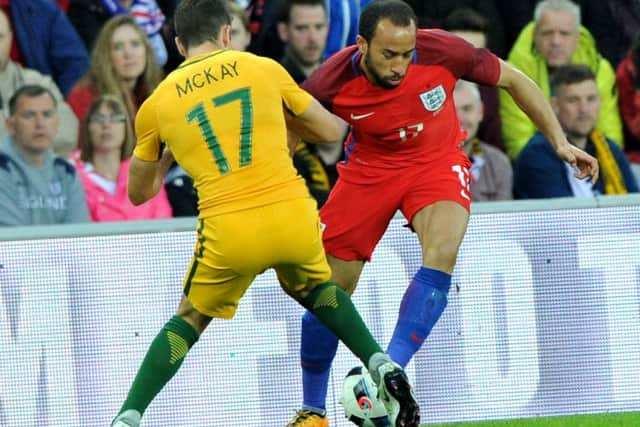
[302,29,500,183]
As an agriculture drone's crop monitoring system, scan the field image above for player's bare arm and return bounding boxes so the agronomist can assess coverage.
[496,59,599,183]
[127,148,174,205]
[285,98,346,144]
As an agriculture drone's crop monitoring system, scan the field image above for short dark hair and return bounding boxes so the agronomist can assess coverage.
[8,85,57,116]
[443,7,488,35]
[358,0,417,43]
[278,0,326,24]
[174,0,231,50]
[552,64,596,88]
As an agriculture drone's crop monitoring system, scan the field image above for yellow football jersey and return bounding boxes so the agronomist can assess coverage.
[134,49,312,217]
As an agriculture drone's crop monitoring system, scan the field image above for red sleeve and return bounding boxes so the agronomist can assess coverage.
[66,82,96,125]
[66,82,96,150]
[301,46,359,112]
[415,29,501,86]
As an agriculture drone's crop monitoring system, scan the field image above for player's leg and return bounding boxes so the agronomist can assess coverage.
[113,217,258,427]
[295,179,401,423]
[276,196,367,424]
[327,254,365,295]
[112,294,209,427]
[276,197,418,426]
[297,281,419,427]
[296,255,363,420]
[387,155,471,367]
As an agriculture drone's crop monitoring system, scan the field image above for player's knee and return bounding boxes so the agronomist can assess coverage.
[176,297,211,333]
[423,241,460,271]
[333,277,357,295]
[178,311,211,334]
[327,255,363,295]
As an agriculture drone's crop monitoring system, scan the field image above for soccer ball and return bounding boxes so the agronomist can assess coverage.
[340,366,391,427]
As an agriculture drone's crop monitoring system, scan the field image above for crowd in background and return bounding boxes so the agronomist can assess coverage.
[0,0,639,227]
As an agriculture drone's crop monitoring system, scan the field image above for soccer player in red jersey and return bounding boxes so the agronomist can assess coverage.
[286,1,599,426]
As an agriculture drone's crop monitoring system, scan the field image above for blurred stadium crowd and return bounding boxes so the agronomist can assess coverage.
[1,0,639,226]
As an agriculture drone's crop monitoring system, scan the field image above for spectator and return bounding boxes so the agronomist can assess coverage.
[443,7,504,152]
[514,64,638,198]
[454,80,513,201]
[117,0,168,66]
[68,0,168,67]
[277,0,329,83]
[0,85,89,226]
[277,0,341,207]
[247,0,370,60]
[615,35,640,184]
[0,9,78,157]
[500,0,623,159]
[72,94,172,222]
[577,0,640,69]
[226,0,252,51]
[1,0,89,97]
[67,14,163,148]
[404,0,507,57]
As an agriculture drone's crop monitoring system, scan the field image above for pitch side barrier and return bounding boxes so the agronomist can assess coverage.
[0,195,638,426]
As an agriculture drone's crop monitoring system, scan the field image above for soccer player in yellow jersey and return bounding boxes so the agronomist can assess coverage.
[111,1,420,426]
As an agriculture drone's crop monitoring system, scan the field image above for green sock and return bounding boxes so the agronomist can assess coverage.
[302,281,382,367]
[118,315,199,416]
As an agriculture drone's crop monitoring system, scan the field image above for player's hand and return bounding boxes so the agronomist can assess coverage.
[555,144,599,184]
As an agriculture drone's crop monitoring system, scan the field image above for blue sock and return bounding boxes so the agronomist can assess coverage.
[387,267,451,367]
[300,311,339,412]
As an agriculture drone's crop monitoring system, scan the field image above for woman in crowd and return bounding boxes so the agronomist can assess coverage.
[72,95,173,222]
[67,0,168,67]
[67,14,163,147]
[226,0,252,51]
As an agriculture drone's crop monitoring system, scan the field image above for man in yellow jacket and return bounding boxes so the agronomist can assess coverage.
[499,0,622,159]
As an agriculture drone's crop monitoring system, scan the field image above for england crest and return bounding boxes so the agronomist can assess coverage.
[419,84,446,112]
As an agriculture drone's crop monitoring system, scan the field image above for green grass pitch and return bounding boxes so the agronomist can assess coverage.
[423,412,640,426]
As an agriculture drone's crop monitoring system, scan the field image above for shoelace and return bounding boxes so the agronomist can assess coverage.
[287,410,312,426]
[287,410,324,426]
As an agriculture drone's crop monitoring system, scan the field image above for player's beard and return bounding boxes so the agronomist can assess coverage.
[363,54,401,90]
